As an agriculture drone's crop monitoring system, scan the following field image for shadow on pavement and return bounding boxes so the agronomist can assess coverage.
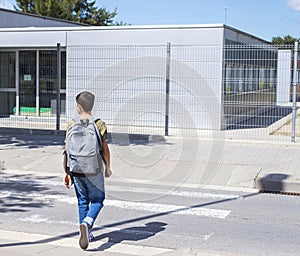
[0,190,260,249]
[91,222,167,251]
[108,133,170,146]
[0,133,65,148]
[0,129,169,148]
[256,173,290,193]
[0,173,66,213]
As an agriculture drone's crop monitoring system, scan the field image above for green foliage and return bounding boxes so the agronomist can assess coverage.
[271,35,300,45]
[15,0,35,13]
[92,7,118,26]
[14,0,122,26]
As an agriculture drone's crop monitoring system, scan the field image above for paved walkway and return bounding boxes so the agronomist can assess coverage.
[0,130,299,255]
[1,130,299,193]
[0,233,247,256]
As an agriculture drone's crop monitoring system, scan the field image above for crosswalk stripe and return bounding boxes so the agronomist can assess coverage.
[0,176,240,199]
[106,200,231,219]
[0,190,231,219]
[107,185,240,199]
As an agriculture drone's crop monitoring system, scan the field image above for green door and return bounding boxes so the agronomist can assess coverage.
[0,52,16,116]
[19,51,36,115]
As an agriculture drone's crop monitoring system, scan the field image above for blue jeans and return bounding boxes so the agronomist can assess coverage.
[73,172,105,229]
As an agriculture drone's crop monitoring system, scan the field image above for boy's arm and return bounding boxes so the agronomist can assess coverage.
[63,147,72,188]
[63,122,74,188]
[63,149,72,188]
[63,149,67,172]
[95,120,112,177]
[102,141,112,177]
[102,141,110,168]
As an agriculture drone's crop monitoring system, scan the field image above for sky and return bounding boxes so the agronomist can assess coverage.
[1,0,300,42]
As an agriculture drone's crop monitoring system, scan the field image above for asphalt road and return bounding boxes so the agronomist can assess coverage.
[0,171,300,256]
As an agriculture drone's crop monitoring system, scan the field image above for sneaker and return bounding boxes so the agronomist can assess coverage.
[89,231,94,242]
[79,223,89,250]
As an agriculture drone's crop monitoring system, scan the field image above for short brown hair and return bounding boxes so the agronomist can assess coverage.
[76,91,95,112]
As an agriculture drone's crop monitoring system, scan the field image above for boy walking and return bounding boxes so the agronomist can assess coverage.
[63,91,112,250]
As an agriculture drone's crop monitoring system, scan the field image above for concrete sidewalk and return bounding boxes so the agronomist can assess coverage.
[0,236,248,256]
[0,131,300,256]
[0,230,175,256]
[0,229,253,256]
[0,131,300,193]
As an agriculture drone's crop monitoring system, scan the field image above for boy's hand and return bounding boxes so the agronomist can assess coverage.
[64,174,73,188]
[105,166,112,178]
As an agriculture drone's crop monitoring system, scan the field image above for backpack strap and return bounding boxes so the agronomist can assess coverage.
[94,119,102,153]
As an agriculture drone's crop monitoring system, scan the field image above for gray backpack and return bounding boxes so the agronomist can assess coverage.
[66,119,104,175]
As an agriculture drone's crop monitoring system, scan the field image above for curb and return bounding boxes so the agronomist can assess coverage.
[254,172,300,194]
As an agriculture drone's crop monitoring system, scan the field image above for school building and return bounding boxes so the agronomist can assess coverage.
[0,8,294,133]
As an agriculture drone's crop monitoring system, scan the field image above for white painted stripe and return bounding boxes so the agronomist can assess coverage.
[0,229,173,255]
[107,185,239,200]
[18,214,157,238]
[0,190,78,204]
[0,190,231,219]
[18,214,77,226]
[0,176,240,199]
[109,177,260,193]
[106,200,231,219]
[0,190,77,207]
[1,169,259,193]
[0,176,63,187]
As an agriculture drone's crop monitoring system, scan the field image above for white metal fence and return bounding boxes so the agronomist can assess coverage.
[0,43,299,142]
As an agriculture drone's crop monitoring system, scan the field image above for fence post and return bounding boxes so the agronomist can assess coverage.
[291,42,298,142]
[56,43,61,131]
[165,43,171,136]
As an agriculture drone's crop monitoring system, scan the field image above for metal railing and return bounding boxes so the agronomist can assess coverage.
[0,43,299,142]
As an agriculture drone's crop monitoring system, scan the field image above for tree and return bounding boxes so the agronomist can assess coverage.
[271,35,300,45]
[14,0,120,26]
[93,7,117,26]
[72,0,97,24]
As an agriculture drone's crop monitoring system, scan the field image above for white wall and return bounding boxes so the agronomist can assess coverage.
[65,26,224,130]
[0,30,67,47]
[66,25,224,45]
[277,50,292,105]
